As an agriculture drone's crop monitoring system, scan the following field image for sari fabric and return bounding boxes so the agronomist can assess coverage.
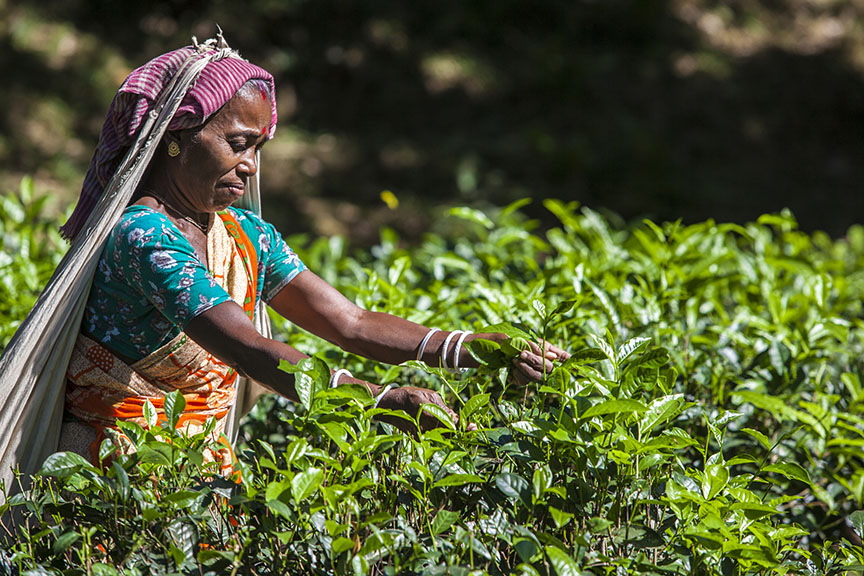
[64,210,257,471]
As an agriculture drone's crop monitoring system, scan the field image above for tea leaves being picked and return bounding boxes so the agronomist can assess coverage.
[3,193,864,575]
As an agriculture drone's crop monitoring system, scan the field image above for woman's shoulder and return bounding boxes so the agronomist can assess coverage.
[109,205,186,248]
[222,206,280,237]
[223,205,268,226]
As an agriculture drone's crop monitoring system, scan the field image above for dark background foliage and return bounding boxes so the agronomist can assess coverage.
[2,0,863,242]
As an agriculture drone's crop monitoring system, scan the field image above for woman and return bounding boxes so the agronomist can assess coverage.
[2,34,568,482]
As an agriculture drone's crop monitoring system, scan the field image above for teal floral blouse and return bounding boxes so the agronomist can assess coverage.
[83,205,306,361]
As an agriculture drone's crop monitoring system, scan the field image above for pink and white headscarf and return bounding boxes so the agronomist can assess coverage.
[61,42,278,240]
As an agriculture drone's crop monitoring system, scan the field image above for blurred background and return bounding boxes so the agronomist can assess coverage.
[2,0,863,244]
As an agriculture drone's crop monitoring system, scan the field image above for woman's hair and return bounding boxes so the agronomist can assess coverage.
[241,77,272,101]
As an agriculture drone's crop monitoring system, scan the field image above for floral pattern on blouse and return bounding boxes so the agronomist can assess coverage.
[84,205,306,361]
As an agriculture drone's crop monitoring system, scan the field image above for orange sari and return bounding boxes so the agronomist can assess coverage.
[64,210,258,473]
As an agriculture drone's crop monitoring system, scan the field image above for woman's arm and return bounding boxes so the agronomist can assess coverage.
[183,299,458,434]
[184,270,567,433]
[268,270,568,377]
[183,300,377,401]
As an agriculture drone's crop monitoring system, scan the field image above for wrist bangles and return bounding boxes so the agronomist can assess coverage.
[417,327,472,372]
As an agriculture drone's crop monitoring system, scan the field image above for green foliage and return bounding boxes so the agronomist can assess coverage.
[3,196,864,574]
[0,177,67,352]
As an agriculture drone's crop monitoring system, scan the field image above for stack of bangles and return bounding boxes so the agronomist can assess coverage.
[328,327,474,410]
[416,327,473,372]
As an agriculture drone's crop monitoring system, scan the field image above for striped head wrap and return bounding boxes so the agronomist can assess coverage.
[61,38,278,241]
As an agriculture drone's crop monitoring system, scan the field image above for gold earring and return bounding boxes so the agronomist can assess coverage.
[167,141,181,157]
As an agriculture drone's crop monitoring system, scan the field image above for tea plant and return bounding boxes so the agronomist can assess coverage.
[3,191,864,575]
[0,177,67,352]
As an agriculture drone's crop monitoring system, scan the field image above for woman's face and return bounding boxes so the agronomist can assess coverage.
[171,85,272,213]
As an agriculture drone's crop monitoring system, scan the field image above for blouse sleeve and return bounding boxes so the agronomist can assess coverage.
[237,211,307,302]
[112,210,233,329]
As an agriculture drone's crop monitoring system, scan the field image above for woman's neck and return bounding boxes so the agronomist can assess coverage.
[135,173,210,234]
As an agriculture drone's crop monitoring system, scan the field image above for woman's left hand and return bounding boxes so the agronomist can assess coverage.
[510,340,570,384]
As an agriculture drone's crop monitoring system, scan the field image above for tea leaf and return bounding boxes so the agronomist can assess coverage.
[143,398,158,430]
[460,393,490,422]
[292,467,325,503]
[582,398,647,419]
[589,333,616,364]
[161,390,184,431]
[702,463,729,500]
[430,509,460,535]
[640,394,687,435]
[332,537,355,555]
[433,474,484,489]
[39,452,95,478]
[495,472,530,506]
[53,531,80,554]
[617,336,651,364]
[532,299,547,319]
[420,403,456,431]
[449,206,494,229]
[91,564,121,576]
[545,545,582,576]
[850,510,864,540]
[742,428,773,451]
[549,506,574,529]
[563,347,607,367]
[762,462,811,485]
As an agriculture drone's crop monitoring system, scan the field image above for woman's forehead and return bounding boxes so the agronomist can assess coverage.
[209,89,272,132]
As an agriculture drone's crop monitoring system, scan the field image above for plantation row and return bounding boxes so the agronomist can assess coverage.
[1,180,864,574]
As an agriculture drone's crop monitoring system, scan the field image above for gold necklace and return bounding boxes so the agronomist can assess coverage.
[146,191,209,234]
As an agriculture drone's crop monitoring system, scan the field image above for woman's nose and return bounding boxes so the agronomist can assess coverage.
[238,149,258,176]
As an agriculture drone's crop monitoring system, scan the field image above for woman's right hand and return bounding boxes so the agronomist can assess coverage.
[373,385,464,436]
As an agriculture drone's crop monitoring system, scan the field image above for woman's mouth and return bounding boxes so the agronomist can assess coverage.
[223,183,245,197]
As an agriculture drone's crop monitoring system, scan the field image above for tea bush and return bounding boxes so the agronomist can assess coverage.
[2,191,864,575]
[0,178,66,353]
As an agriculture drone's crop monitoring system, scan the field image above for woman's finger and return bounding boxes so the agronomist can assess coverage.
[511,349,557,381]
[545,342,571,360]
[526,339,571,362]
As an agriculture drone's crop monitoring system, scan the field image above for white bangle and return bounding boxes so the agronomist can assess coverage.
[416,327,441,361]
[329,368,352,388]
[453,331,472,372]
[440,330,463,369]
[373,383,395,408]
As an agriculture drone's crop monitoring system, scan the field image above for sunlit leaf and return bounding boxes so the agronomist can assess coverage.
[420,403,456,431]
[582,398,647,419]
[430,509,459,535]
[39,452,95,479]
[761,462,811,485]
[616,336,651,364]
[545,545,582,576]
[143,398,158,430]
[433,474,484,489]
[496,472,530,506]
[292,467,325,503]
